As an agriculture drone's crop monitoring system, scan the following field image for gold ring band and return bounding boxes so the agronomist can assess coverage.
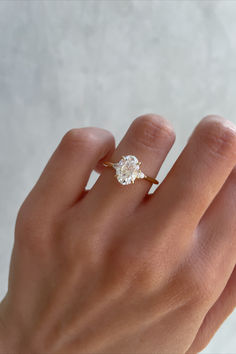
[103,155,159,186]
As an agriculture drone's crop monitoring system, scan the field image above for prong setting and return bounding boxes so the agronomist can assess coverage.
[112,155,145,185]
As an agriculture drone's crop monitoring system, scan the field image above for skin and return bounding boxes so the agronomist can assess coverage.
[0,113,236,354]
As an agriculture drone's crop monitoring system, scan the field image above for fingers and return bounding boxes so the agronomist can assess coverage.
[184,165,236,353]
[85,114,175,216]
[148,115,236,236]
[21,128,115,217]
[186,266,236,354]
[196,166,236,272]
[187,166,236,312]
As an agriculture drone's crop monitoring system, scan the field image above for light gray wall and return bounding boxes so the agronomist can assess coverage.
[0,1,235,352]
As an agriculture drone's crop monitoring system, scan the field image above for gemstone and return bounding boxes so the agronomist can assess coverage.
[113,155,145,185]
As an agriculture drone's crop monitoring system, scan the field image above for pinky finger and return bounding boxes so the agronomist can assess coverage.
[186,266,236,354]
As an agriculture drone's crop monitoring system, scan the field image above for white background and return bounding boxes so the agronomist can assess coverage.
[0,1,235,353]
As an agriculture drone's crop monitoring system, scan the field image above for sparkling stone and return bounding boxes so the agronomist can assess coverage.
[113,155,145,185]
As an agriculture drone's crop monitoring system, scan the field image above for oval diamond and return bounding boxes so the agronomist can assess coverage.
[114,155,143,185]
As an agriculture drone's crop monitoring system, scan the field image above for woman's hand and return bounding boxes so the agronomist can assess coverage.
[0,114,236,354]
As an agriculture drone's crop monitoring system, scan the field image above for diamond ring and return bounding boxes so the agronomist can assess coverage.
[103,155,159,186]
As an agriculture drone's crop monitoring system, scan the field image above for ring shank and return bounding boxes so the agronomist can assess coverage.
[103,161,114,168]
[144,176,159,185]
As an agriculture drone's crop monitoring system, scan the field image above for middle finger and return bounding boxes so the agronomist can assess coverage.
[148,115,236,236]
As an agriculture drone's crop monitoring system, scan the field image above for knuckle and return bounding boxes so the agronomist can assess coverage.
[15,202,50,256]
[130,114,175,151]
[16,199,36,236]
[196,115,236,159]
[61,128,99,153]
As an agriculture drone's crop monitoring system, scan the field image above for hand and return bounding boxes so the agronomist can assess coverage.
[0,114,236,354]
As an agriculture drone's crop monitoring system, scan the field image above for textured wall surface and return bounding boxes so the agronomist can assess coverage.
[0,1,236,352]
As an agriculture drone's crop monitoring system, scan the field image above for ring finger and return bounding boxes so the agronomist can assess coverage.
[83,114,175,216]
